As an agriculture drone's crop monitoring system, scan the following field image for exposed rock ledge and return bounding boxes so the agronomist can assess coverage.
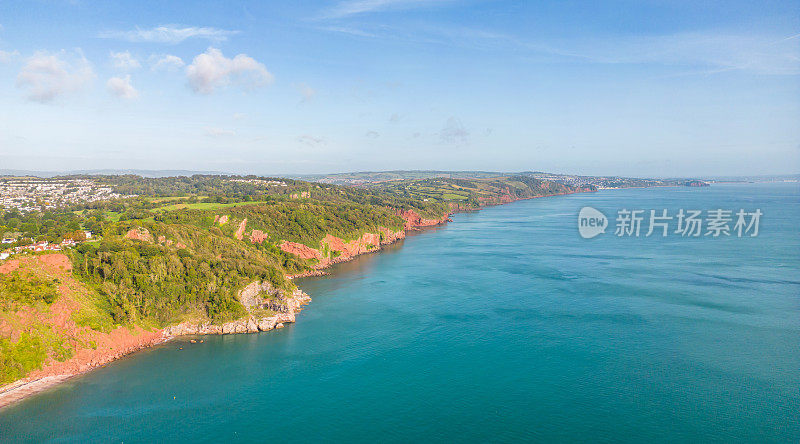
[163,283,311,337]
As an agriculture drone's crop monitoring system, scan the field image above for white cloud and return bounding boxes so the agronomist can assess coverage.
[100,25,238,44]
[294,82,316,101]
[186,47,273,94]
[0,49,19,63]
[439,117,469,144]
[110,51,141,70]
[150,54,184,72]
[106,75,139,99]
[205,127,236,137]
[16,50,94,103]
[322,0,452,19]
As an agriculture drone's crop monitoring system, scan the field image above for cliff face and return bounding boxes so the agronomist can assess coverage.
[163,281,311,336]
[280,240,323,260]
[234,218,248,240]
[398,209,451,229]
[277,212,438,269]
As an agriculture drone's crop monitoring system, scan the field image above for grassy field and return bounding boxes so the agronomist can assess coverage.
[151,200,271,212]
[73,210,122,222]
[146,196,195,204]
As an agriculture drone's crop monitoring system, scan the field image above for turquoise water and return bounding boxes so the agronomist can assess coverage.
[1,183,799,442]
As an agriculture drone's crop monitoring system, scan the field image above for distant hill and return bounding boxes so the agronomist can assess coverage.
[291,170,513,184]
[0,169,229,178]
[291,170,708,189]
[701,174,800,183]
[5,168,794,185]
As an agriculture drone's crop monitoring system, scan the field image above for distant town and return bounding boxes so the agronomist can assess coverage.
[0,178,132,213]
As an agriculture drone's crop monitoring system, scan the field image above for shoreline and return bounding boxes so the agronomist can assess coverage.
[0,189,589,411]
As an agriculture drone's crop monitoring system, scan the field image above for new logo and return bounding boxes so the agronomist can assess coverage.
[578,207,607,238]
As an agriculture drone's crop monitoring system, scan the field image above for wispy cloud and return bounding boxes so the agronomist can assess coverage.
[297,135,326,147]
[315,26,379,38]
[318,21,800,75]
[110,51,140,70]
[0,49,19,63]
[558,31,800,75]
[99,25,238,44]
[205,127,236,137]
[149,54,184,72]
[294,82,316,101]
[321,0,453,19]
[439,117,468,144]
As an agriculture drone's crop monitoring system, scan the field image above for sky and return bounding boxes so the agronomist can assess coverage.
[0,0,798,177]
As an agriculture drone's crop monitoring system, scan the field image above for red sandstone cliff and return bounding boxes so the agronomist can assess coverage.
[397,209,451,230]
[278,210,448,268]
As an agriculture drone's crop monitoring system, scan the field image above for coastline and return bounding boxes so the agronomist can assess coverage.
[0,189,588,411]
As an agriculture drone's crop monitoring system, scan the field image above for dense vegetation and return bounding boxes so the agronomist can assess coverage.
[70,220,301,326]
[0,272,72,384]
[0,173,585,384]
[0,209,102,247]
[0,271,59,308]
[0,329,73,384]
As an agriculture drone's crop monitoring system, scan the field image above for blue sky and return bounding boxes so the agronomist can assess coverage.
[0,0,797,176]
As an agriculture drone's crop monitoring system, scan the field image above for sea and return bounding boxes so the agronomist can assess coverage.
[1,182,798,443]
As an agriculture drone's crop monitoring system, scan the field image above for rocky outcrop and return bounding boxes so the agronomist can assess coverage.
[162,309,298,336]
[398,209,450,229]
[250,230,268,244]
[322,233,378,257]
[234,218,247,240]
[161,311,300,336]
[379,226,406,243]
[162,282,311,337]
[286,270,328,279]
[280,241,323,260]
[125,227,153,242]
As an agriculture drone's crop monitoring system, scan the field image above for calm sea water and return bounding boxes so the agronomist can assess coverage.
[1,183,798,443]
